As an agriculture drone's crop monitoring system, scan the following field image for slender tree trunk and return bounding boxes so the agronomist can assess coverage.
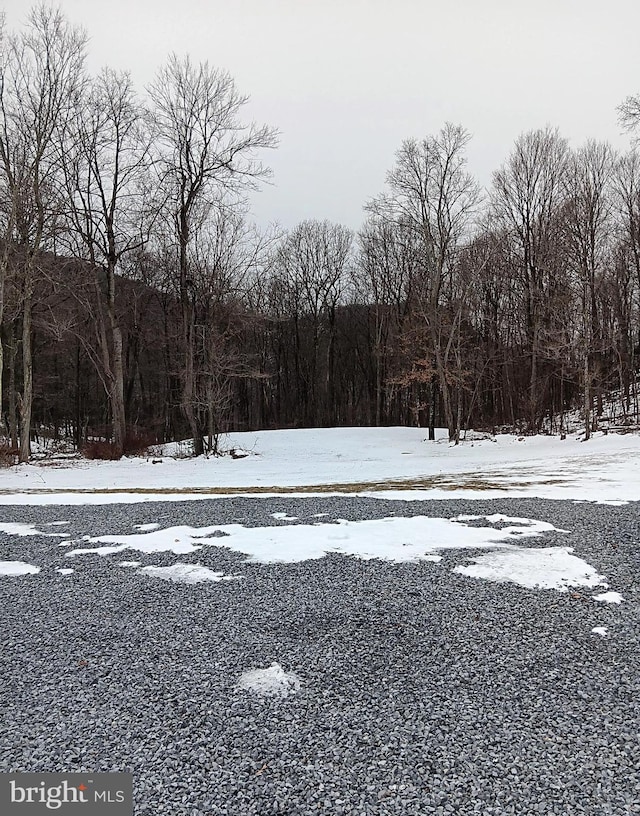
[432,339,455,439]
[455,378,463,445]
[19,282,33,462]
[530,326,539,433]
[0,339,4,440]
[109,320,126,454]
[178,219,203,456]
[182,316,202,455]
[584,350,591,441]
[374,310,382,427]
[105,252,127,455]
[0,239,12,440]
[8,323,18,450]
[583,283,592,441]
[428,382,435,441]
[75,341,82,449]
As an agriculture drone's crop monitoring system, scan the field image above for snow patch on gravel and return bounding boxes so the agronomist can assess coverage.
[56,568,74,575]
[0,523,68,538]
[236,662,301,697]
[593,591,624,604]
[140,564,242,584]
[592,626,608,636]
[0,560,41,576]
[64,515,568,563]
[65,526,216,557]
[451,514,569,538]
[7,512,616,599]
[453,546,606,592]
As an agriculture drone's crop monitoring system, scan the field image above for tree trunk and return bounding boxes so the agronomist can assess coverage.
[182,313,203,456]
[433,348,455,439]
[455,381,462,445]
[19,285,33,463]
[178,215,203,456]
[529,328,539,433]
[8,323,18,450]
[110,322,126,454]
[583,352,591,441]
[428,382,436,441]
[0,340,4,440]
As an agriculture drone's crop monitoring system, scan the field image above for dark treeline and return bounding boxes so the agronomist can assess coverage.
[2,6,640,459]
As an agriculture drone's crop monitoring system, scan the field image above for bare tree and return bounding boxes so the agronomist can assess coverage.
[189,207,275,449]
[613,151,640,289]
[564,141,615,438]
[61,67,150,455]
[274,220,352,425]
[148,54,277,455]
[491,128,569,431]
[0,5,87,460]
[0,25,16,443]
[619,94,640,136]
[612,151,640,420]
[367,123,480,440]
[355,216,418,427]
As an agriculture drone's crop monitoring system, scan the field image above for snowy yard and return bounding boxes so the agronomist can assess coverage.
[1,428,639,814]
[1,426,639,503]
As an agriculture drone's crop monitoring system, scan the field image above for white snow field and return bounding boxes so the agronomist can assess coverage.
[0,426,638,504]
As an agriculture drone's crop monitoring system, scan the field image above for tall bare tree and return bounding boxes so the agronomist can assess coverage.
[148,54,277,455]
[62,68,150,455]
[492,128,569,431]
[611,151,640,418]
[565,141,615,438]
[0,11,12,440]
[189,206,275,449]
[367,123,480,440]
[355,216,418,427]
[0,5,87,460]
[274,220,352,425]
[613,151,640,289]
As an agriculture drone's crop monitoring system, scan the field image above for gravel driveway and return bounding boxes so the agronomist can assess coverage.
[1,497,639,815]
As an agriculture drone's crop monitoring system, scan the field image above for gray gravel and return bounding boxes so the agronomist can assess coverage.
[1,496,639,815]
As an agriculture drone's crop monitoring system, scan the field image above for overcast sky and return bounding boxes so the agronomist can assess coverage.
[3,0,639,230]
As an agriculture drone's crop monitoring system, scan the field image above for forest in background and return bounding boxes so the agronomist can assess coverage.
[2,6,640,460]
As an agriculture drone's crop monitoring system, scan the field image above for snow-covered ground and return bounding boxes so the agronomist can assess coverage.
[0,426,638,504]
[1,430,635,812]
[0,427,634,607]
